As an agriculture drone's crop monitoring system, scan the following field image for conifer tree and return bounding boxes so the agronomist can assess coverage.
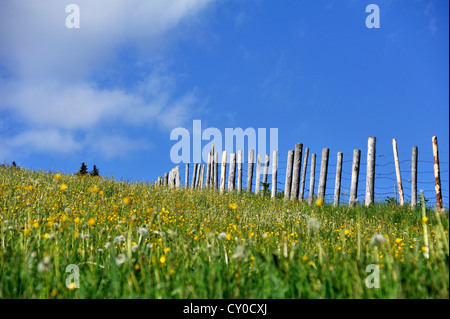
[90,165,99,177]
[77,162,88,176]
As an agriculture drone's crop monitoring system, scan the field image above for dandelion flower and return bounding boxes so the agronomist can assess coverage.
[232,246,245,259]
[394,238,403,244]
[87,218,95,226]
[123,197,132,205]
[67,282,77,290]
[24,228,32,235]
[307,217,321,231]
[114,235,126,243]
[115,254,126,265]
[159,255,166,264]
[229,203,238,210]
[60,184,68,191]
[370,234,386,246]
[138,227,148,237]
[218,232,227,240]
[55,173,61,179]
[37,256,51,273]
[315,199,324,207]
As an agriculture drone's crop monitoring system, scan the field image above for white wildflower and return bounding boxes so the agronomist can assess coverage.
[218,232,227,240]
[115,254,126,266]
[370,234,386,246]
[37,256,51,273]
[307,217,321,231]
[138,227,148,237]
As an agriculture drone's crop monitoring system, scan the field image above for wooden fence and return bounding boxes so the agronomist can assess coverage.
[156,136,448,212]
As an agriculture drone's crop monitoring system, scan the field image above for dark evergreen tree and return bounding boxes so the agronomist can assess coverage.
[77,162,88,175]
[90,165,99,177]
[12,161,17,167]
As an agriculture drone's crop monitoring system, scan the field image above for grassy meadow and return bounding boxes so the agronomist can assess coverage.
[0,165,448,299]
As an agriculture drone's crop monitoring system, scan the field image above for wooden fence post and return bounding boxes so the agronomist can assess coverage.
[191,163,198,188]
[237,150,243,192]
[284,150,294,200]
[432,136,443,213]
[349,149,361,207]
[392,138,405,206]
[199,164,205,189]
[220,151,227,193]
[214,152,219,189]
[334,152,343,207]
[205,153,211,187]
[228,153,236,191]
[247,149,255,192]
[365,136,376,206]
[175,166,180,188]
[168,169,174,188]
[299,147,309,201]
[210,145,215,187]
[255,154,262,195]
[411,146,418,208]
[271,150,278,199]
[308,153,316,205]
[185,164,189,187]
[164,172,169,186]
[290,143,303,200]
[318,148,330,201]
[262,154,270,185]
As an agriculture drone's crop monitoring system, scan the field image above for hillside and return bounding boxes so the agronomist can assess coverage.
[0,165,448,298]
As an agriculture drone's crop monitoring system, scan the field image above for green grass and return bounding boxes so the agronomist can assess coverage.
[0,165,448,298]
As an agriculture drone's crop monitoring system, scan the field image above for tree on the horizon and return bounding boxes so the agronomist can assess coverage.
[90,165,99,177]
[77,162,88,176]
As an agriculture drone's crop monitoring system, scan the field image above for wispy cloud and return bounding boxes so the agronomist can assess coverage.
[0,0,211,159]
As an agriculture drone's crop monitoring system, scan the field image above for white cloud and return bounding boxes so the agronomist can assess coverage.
[9,129,83,154]
[0,0,211,158]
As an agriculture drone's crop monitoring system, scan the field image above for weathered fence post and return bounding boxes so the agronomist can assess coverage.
[284,150,294,200]
[334,152,343,207]
[308,153,316,205]
[214,152,219,189]
[168,169,174,188]
[392,138,405,206]
[185,164,189,187]
[318,148,330,201]
[365,136,376,206]
[205,153,211,187]
[262,154,270,186]
[271,150,278,199]
[228,153,236,191]
[290,143,303,201]
[432,136,443,213]
[196,164,202,188]
[255,154,262,195]
[211,144,215,187]
[247,149,255,192]
[199,164,205,189]
[299,147,309,201]
[349,149,361,207]
[411,146,418,208]
[220,151,227,193]
[237,150,243,192]
[175,166,180,188]
[164,172,169,186]
[191,163,198,188]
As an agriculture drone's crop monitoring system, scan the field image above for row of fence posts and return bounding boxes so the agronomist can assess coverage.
[155,136,444,212]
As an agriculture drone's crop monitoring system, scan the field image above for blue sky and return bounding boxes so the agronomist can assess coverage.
[0,0,448,204]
